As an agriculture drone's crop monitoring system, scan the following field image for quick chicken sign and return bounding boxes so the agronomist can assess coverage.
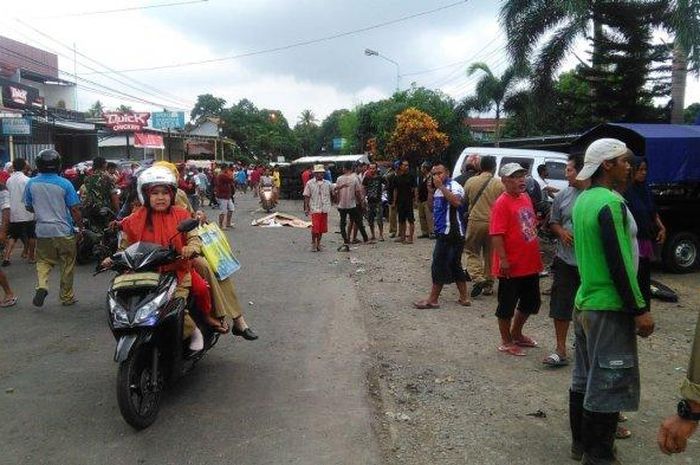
[104,111,151,132]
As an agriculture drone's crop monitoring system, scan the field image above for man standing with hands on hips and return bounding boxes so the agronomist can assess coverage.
[568,138,654,464]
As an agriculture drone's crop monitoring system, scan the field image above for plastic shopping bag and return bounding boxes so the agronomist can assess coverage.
[197,223,240,280]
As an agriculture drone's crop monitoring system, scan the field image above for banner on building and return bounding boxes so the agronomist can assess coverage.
[151,111,185,130]
[134,132,164,149]
[0,78,42,110]
[104,111,150,132]
[1,117,32,135]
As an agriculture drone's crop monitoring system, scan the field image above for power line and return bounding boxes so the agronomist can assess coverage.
[0,44,188,110]
[402,33,504,78]
[418,42,507,90]
[83,0,472,74]
[13,19,191,108]
[35,0,208,19]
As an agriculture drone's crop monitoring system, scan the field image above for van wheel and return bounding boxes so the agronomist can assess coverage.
[663,231,699,274]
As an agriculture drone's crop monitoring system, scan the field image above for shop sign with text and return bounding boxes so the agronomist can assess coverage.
[1,117,32,136]
[104,111,151,132]
[151,111,185,130]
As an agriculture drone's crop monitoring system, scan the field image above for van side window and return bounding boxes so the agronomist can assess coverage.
[544,161,566,180]
[499,157,533,174]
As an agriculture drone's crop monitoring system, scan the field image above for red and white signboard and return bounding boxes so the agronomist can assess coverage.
[104,111,150,132]
[134,132,164,149]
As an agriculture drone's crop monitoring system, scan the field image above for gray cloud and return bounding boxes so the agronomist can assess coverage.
[146,0,499,95]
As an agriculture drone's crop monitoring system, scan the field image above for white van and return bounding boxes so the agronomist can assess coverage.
[452,147,570,193]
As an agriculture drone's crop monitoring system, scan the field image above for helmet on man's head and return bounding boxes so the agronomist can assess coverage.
[136,166,177,206]
[36,149,62,173]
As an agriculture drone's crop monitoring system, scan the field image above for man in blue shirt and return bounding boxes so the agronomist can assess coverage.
[24,149,83,307]
[413,163,470,309]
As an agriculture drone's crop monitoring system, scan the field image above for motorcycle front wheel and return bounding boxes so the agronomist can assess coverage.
[116,344,161,430]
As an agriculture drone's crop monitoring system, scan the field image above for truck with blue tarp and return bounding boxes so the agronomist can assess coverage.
[573,123,700,273]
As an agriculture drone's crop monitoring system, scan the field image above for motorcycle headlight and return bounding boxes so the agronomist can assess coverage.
[133,280,177,325]
[108,296,129,326]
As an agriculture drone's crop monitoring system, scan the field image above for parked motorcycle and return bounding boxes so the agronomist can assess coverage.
[77,207,118,265]
[260,186,276,212]
[100,218,220,430]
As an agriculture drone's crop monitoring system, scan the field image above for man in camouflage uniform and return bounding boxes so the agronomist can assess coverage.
[79,157,119,230]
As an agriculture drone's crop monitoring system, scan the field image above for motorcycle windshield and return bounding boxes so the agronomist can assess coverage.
[122,242,174,271]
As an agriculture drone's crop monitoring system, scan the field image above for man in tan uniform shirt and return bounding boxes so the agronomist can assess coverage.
[463,155,504,297]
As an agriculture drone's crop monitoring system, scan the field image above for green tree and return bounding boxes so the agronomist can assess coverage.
[85,100,104,118]
[664,1,700,123]
[116,104,133,113]
[386,108,449,164]
[191,94,227,121]
[460,62,527,145]
[684,102,700,123]
[318,109,351,153]
[298,109,317,127]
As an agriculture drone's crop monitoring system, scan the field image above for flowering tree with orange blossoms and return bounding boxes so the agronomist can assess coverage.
[386,107,449,165]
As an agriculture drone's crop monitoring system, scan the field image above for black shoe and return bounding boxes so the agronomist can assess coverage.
[232,327,258,340]
[33,288,48,307]
[429,234,436,240]
[471,282,484,298]
[1,260,9,267]
[417,234,429,239]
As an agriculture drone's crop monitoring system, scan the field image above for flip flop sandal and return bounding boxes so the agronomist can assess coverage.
[457,299,471,307]
[542,353,569,367]
[413,301,440,309]
[615,426,632,439]
[514,337,538,348]
[618,414,628,423]
[498,344,526,356]
[0,296,18,307]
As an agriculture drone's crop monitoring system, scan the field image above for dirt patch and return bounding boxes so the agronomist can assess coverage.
[336,231,699,465]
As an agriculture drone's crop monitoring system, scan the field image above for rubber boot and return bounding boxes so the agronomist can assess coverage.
[569,390,585,460]
[581,409,621,465]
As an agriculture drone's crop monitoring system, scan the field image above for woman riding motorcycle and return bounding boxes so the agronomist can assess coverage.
[153,161,258,340]
[101,166,210,350]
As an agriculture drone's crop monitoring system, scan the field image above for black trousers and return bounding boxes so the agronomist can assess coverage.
[338,207,368,243]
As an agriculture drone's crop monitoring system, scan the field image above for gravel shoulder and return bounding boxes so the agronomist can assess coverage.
[330,228,700,465]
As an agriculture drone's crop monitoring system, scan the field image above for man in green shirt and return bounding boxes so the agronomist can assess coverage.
[569,138,654,465]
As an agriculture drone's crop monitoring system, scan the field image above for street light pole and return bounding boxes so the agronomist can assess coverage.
[364,48,400,92]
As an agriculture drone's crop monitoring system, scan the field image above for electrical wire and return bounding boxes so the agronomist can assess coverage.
[82,0,472,74]
[12,19,191,108]
[35,0,208,19]
[0,44,188,110]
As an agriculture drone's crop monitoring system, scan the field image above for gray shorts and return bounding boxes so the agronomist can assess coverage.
[548,257,580,321]
[571,310,640,413]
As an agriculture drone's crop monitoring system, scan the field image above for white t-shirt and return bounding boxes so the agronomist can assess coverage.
[6,171,34,222]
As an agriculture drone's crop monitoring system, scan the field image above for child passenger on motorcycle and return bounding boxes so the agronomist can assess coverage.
[101,167,223,352]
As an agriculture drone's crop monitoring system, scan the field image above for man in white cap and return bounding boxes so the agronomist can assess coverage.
[489,162,542,357]
[303,164,334,252]
[568,138,654,464]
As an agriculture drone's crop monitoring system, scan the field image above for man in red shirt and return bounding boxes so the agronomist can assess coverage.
[489,163,543,357]
[215,165,235,229]
[301,166,313,189]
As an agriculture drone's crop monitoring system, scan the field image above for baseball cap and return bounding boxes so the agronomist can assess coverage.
[313,164,325,173]
[500,162,527,178]
[577,138,630,181]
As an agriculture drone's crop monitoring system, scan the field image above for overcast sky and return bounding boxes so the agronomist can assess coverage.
[3,0,699,123]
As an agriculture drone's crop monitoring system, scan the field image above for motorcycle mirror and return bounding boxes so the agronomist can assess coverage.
[177,218,199,233]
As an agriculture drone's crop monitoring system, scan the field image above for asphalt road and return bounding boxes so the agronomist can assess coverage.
[0,194,379,465]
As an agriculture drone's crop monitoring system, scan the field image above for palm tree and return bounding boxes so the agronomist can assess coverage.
[85,100,104,118]
[501,0,700,124]
[665,0,700,123]
[500,0,599,94]
[298,109,317,127]
[461,62,527,145]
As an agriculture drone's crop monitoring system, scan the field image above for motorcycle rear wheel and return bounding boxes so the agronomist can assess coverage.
[116,345,161,430]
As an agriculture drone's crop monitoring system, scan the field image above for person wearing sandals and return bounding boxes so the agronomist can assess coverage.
[303,165,334,252]
[0,185,17,307]
[490,163,543,357]
[569,139,654,464]
[543,154,589,368]
[413,164,469,309]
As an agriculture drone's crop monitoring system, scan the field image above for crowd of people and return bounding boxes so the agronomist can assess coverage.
[0,151,259,353]
[300,141,699,463]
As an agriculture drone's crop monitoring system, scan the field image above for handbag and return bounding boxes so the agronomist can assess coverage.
[197,223,240,280]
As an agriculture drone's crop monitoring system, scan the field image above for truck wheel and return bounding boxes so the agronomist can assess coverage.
[663,231,699,274]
